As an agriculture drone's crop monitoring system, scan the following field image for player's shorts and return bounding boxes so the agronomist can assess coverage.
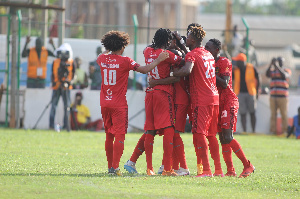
[237,93,256,115]
[218,100,239,132]
[144,90,174,131]
[174,104,189,133]
[101,107,128,134]
[207,105,219,136]
[191,105,215,136]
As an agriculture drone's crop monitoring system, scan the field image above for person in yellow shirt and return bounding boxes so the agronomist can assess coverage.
[71,92,103,131]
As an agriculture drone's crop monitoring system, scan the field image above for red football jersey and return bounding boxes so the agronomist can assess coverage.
[97,54,140,108]
[144,47,182,95]
[174,77,190,105]
[215,56,238,103]
[185,47,219,106]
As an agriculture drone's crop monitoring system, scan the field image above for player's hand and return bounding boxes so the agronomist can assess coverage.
[26,36,31,44]
[157,51,169,62]
[173,31,182,41]
[148,77,156,88]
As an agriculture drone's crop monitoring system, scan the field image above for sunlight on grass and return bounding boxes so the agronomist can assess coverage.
[0,129,299,198]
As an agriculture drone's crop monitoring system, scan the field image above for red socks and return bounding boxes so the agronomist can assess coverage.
[173,133,188,169]
[130,133,146,163]
[193,133,211,174]
[221,143,234,172]
[207,136,222,171]
[229,139,248,167]
[145,134,155,170]
[105,132,114,169]
[112,134,125,169]
[163,127,174,171]
[105,132,126,170]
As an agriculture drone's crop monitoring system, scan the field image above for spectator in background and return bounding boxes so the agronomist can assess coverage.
[89,46,102,90]
[22,36,56,88]
[287,107,300,139]
[230,25,243,57]
[242,38,258,67]
[232,53,260,133]
[266,57,291,135]
[72,57,88,89]
[70,92,103,131]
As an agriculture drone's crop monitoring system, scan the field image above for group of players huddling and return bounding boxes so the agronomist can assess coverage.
[97,23,255,177]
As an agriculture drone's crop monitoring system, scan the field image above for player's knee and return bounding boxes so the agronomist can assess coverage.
[223,132,233,144]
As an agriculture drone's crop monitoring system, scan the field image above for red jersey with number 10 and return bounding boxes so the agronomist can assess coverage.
[97,54,140,108]
[185,47,219,106]
[144,47,182,95]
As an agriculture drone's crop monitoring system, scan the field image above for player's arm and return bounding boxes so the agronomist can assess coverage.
[216,75,230,89]
[148,76,180,88]
[136,51,169,74]
[173,61,193,77]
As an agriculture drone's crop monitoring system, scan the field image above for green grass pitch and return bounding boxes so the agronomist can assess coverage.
[0,129,299,198]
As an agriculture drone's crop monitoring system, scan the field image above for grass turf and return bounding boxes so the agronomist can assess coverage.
[0,129,299,199]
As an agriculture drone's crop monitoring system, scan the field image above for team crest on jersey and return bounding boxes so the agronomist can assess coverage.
[174,55,178,60]
[131,61,137,65]
[147,58,154,63]
[221,110,227,118]
[105,89,113,100]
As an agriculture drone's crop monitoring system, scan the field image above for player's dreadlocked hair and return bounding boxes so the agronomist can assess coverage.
[151,28,173,49]
[209,38,222,51]
[101,30,130,52]
[188,26,206,43]
[187,23,200,33]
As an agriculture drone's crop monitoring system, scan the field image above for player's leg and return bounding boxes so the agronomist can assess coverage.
[173,104,189,175]
[219,129,236,177]
[144,130,156,175]
[161,127,176,176]
[109,107,128,176]
[224,103,254,178]
[207,105,223,177]
[102,107,114,172]
[193,106,213,177]
[144,91,156,175]
[124,133,146,173]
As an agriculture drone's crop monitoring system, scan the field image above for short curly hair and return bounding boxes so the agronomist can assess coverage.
[101,30,130,52]
[209,38,222,51]
[188,26,206,43]
[151,28,173,49]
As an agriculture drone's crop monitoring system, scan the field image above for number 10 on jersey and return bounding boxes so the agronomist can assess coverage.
[103,69,116,85]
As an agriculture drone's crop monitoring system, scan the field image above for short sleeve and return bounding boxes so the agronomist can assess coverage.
[167,50,182,66]
[126,57,140,71]
[96,54,102,67]
[219,59,231,77]
[185,52,195,63]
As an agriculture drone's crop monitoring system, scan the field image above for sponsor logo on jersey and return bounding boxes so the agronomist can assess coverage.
[131,61,136,65]
[174,55,178,60]
[101,63,119,68]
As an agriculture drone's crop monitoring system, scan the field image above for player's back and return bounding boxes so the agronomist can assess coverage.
[186,47,218,106]
[97,53,139,108]
[144,47,182,95]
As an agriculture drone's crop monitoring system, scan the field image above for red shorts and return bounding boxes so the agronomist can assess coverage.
[174,104,189,133]
[192,105,215,136]
[144,90,174,131]
[101,107,128,134]
[218,100,239,132]
[207,105,219,136]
